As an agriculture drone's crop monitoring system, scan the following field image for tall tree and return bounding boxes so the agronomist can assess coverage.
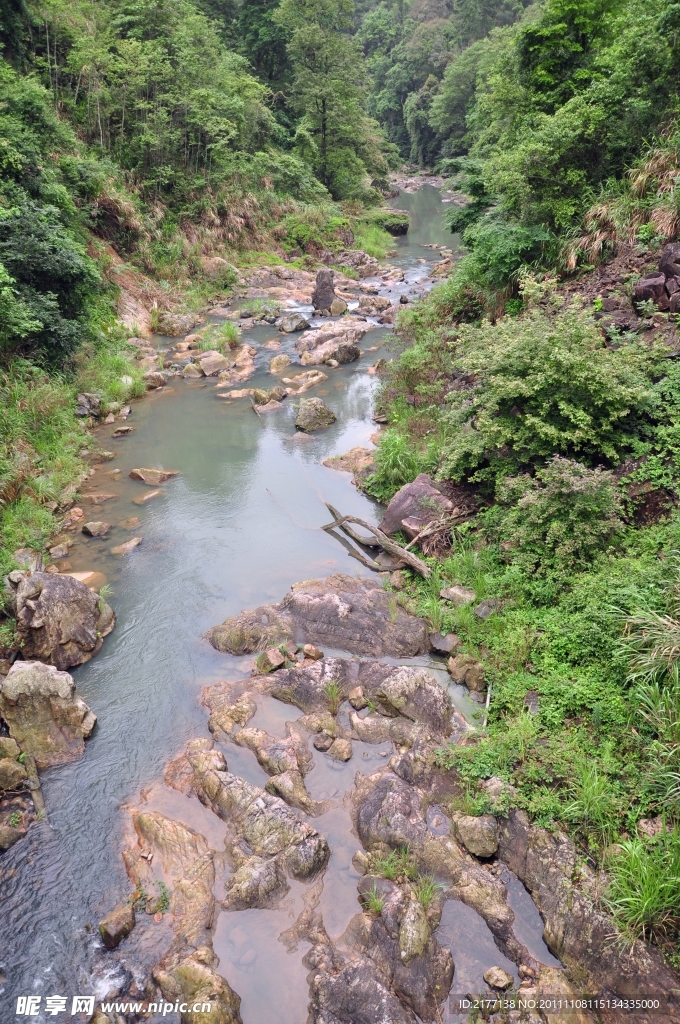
[275,0,382,197]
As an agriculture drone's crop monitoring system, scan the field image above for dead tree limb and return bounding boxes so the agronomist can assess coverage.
[324,502,381,548]
[321,509,431,578]
[325,528,384,572]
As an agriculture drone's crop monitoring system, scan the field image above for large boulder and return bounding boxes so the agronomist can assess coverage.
[295,319,366,366]
[311,268,337,311]
[295,398,336,432]
[335,249,380,277]
[379,474,453,537]
[207,574,431,658]
[278,312,309,333]
[13,572,115,669]
[0,660,96,768]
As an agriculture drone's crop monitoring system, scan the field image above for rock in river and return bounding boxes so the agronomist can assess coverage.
[11,571,115,669]
[278,312,309,333]
[99,903,135,949]
[295,397,336,432]
[129,467,179,485]
[311,267,337,311]
[207,574,431,658]
[0,660,96,768]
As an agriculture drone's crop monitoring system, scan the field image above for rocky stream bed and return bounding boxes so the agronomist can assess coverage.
[1,181,679,1024]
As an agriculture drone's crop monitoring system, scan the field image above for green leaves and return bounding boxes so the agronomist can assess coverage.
[440,305,653,483]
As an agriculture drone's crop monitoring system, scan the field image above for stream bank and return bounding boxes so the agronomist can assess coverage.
[1,183,675,1024]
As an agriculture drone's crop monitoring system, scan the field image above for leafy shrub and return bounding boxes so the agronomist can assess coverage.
[440,305,653,486]
[494,457,625,572]
[459,216,553,290]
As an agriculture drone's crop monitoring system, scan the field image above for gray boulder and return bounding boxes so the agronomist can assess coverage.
[278,312,310,333]
[99,903,135,949]
[295,397,336,432]
[13,572,115,670]
[311,268,337,311]
[379,474,453,537]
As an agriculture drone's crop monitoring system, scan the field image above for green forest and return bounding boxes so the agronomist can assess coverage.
[3,0,680,966]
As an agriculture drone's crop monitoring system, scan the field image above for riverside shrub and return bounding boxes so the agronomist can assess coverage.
[439,305,652,485]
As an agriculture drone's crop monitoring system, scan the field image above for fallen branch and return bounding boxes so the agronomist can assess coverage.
[321,508,431,578]
[325,528,384,572]
[324,502,380,548]
[250,398,264,422]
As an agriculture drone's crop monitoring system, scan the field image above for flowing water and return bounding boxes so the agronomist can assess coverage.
[0,184,558,1022]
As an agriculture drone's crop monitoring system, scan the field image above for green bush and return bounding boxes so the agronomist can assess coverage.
[439,305,653,486]
[493,457,625,572]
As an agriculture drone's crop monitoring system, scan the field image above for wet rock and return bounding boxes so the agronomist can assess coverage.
[143,371,167,389]
[269,353,292,373]
[0,825,23,849]
[399,899,429,962]
[310,957,417,1024]
[168,740,329,883]
[234,725,311,778]
[207,575,430,658]
[328,737,353,761]
[129,468,179,485]
[12,571,114,669]
[379,474,453,537]
[183,363,204,378]
[295,398,336,432]
[440,585,475,605]
[335,249,380,277]
[154,948,243,1024]
[323,447,374,484]
[330,297,348,314]
[223,854,288,909]
[278,313,309,333]
[484,965,513,990]
[99,903,135,949]
[133,488,163,504]
[313,731,335,751]
[110,537,142,556]
[63,570,107,589]
[0,737,20,759]
[256,647,286,673]
[113,425,134,435]
[447,653,485,692]
[200,682,256,736]
[123,811,214,948]
[82,521,111,538]
[198,351,231,376]
[352,768,539,973]
[0,660,96,768]
[295,319,366,365]
[312,268,337,311]
[452,812,499,857]
[283,368,329,394]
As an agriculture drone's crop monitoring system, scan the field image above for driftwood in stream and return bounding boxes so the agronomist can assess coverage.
[322,503,431,578]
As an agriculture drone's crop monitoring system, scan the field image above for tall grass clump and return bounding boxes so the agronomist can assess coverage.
[605,830,680,943]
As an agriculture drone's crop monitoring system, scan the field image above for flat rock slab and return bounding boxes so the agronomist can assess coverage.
[110,536,142,555]
[129,468,179,485]
[207,573,430,658]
